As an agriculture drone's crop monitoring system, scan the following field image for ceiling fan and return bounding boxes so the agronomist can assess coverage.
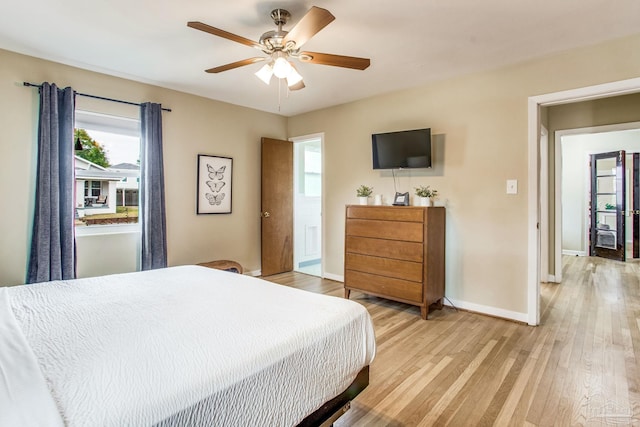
[187,6,370,91]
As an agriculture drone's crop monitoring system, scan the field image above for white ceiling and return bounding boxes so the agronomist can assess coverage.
[2,0,639,117]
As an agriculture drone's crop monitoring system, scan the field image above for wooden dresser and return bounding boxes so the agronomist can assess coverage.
[344,205,445,319]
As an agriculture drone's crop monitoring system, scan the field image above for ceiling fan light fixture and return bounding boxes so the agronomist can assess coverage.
[286,66,303,87]
[255,63,273,85]
[272,54,293,78]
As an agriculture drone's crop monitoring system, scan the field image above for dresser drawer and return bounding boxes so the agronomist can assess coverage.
[345,270,423,303]
[345,253,423,282]
[346,219,424,242]
[347,206,424,222]
[346,236,423,262]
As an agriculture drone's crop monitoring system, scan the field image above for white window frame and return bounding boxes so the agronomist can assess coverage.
[75,110,141,237]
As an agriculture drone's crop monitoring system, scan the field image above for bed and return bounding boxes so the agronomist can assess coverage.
[0,265,376,426]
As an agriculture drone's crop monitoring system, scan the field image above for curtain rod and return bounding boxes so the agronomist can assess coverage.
[23,82,172,112]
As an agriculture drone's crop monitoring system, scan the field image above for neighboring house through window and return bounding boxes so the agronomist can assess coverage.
[74,111,141,228]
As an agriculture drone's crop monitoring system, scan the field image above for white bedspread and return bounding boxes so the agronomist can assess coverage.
[1,266,375,426]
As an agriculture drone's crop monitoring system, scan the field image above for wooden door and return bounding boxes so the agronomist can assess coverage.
[261,138,293,276]
[590,150,625,261]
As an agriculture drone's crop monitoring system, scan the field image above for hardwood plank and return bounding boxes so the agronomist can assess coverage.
[480,349,530,425]
[417,339,499,425]
[442,326,520,425]
[262,255,640,426]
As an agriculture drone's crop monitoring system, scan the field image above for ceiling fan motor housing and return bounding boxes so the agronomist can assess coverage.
[260,9,292,52]
[259,30,288,51]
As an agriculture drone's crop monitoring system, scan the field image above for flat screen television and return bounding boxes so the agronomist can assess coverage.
[372,128,432,169]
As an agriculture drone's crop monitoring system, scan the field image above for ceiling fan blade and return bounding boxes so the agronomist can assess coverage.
[188,21,262,49]
[282,7,335,49]
[298,52,370,70]
[205,57,266,73]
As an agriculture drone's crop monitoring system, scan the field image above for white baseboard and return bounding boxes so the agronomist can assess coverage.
[287,271,527,323]
[246,269,261,277]
[323,272,344,282]
[562,250,587,256]
[444,297,528,323]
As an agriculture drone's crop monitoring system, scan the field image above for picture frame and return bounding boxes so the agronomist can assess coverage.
[197,154,232,214]
[393,192,410,206]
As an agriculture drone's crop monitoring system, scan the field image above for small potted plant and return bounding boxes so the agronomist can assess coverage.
[415,185,438,206]
[356,185,373,205]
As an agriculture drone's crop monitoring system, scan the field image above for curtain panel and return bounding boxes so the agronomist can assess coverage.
[140,102,168,270]
[27,83,76,284]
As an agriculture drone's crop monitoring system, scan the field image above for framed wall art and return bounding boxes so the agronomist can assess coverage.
[197,154,232,214]
[392,191,410,206]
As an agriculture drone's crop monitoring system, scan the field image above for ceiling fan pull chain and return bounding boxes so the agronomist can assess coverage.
[278,78,282,112]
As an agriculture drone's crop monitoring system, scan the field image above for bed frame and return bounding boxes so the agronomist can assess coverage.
[297,365,369,427]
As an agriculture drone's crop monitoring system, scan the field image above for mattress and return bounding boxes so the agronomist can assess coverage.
[0,265,376,426]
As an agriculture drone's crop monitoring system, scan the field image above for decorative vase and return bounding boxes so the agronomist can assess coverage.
[374,194,382,205]
[358,196,368,205]
[418,196,432,207]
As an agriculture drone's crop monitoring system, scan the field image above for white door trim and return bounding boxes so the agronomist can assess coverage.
[527,77,640,326]
[555,131,564,281]
[539,126,549,283]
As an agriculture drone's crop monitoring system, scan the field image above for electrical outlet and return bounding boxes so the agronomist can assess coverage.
[506,179,518,194]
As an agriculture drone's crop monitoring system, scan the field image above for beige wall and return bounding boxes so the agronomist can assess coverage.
[3,32,640,318]
[548,93,640,131]
[0,48,287,286]
[288,33,640,317]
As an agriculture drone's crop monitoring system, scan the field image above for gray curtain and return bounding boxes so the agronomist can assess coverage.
[140,102,168,270]
[27,83,76,283]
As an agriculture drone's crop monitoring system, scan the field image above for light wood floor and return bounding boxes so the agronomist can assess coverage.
[264,256,640,426]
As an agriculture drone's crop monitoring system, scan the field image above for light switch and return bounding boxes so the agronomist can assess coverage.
[506,179,518,194]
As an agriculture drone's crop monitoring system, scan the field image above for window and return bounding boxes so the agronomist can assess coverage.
[74,111,141,229]
[296,139,322,198]
[84,181,101,197]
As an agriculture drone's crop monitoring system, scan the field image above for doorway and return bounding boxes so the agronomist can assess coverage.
[558,126,640,264]
[291,134,323,277]
[528,77,640,326]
